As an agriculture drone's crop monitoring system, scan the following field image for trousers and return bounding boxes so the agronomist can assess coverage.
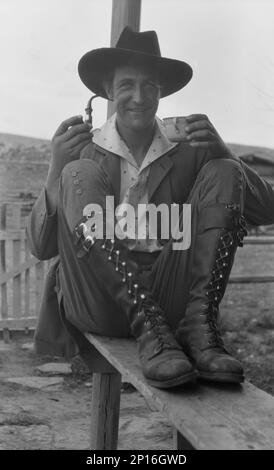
[56,157,245,338]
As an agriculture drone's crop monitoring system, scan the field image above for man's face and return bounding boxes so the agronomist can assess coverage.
[110,64,161,132]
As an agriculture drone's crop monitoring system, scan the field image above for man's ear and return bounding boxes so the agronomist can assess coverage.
[103,80,114,101]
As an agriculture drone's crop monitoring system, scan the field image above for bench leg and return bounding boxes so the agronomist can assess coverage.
[173,429,195,450]
[90,372,122,450]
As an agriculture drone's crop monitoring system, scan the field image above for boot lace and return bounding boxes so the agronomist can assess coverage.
[73,228,179,356]
[202,206,248,350]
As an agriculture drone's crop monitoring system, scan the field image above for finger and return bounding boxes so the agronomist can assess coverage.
[63,123,91,141]
[70,135,92,150]
[185,120,212,133]
[66,133,92,148]
[70,140,92,157]
[53,115,84,138]
[189,141,215,148]
[187,129,216,142]
[185,114,208,123]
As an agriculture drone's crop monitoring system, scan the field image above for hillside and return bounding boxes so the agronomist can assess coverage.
[229,143,274,164]
[0,132,51,164]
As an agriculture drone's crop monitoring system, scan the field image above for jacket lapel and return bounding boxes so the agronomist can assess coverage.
[96,148,121,206]
[94,145,176,206]
[148,151,174,201]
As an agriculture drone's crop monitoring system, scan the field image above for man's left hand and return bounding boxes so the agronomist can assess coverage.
[185,114,232,158]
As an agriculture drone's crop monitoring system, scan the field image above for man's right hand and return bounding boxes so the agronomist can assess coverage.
[45,116,92,213]
[49,115,92,177]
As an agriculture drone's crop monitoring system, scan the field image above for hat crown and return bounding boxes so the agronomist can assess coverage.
[116,27,161,57]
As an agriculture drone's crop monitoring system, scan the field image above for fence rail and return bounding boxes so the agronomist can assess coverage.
[1,202,274,334]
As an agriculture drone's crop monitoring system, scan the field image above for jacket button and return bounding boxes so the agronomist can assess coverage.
[76,189,82,195]
[73,179,79,185]
[71,171,78,177]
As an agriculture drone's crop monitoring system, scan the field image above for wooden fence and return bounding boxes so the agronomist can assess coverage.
[0,203,50,339]
[1,202,274,338]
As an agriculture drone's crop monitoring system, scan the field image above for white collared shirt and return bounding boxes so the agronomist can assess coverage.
[93,113,176,252]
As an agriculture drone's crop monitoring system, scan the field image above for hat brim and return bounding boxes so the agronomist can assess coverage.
[78,48,193,99]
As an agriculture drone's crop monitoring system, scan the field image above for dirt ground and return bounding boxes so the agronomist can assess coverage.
[0,336,175,450]
[0,244,273,450]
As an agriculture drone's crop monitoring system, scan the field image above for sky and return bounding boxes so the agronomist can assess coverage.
[0,0,274,148]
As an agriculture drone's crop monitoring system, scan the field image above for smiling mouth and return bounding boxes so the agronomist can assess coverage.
[129,108,147,113]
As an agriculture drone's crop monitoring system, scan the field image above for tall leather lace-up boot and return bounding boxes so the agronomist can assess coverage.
[73,216,197,389]
[175,204,248,383]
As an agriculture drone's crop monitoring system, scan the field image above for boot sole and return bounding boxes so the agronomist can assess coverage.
[198,371,245,384]
[146,370,198,389]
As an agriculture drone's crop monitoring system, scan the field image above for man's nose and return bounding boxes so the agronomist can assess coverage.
[132,84,145,103]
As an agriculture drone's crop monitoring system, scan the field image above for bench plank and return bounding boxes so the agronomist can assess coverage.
[85,333,274,450]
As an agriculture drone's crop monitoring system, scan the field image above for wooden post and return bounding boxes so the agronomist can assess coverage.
[11,205,22,320]
[0,204,9,342]
[24,238,30,317]
[107,0,142,118]
[90,372,122,450]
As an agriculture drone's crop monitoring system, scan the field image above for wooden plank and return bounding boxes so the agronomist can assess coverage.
[0,317,37,329]
[107,0,141,118]
[6,205,22,318]
[24,239,30,317]
[13,238,21,318]
[85,334,274,450]
[110,0,141,44]
[0,230,26,241]
[229,274,274,283]
[0,205,9,342]
[0,257,39,285]
[90,372,121,450]
[35,261,44,314]
[6,203,21,229]
[244,236,274,244]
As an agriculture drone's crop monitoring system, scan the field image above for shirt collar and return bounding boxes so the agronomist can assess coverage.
[93,113,177,171]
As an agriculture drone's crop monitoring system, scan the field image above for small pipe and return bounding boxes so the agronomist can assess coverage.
[85,95,100,135]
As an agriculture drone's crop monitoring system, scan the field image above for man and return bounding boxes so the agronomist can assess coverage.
[27,27,274,389]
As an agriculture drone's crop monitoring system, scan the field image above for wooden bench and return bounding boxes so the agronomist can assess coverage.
[82,333,274,450]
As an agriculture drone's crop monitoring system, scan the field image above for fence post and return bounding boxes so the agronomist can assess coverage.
[11,205,22,321]
[0,204,9,342]
[25,238,30,318]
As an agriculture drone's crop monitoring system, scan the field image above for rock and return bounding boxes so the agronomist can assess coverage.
[118,413,173,450]
[35,363,71,375]
[84,381,92,387]
[21,342,34,351]
[0,425,53,449]
[4,376,64,390]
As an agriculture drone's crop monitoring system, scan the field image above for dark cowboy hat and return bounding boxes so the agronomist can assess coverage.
[78,27,193,99]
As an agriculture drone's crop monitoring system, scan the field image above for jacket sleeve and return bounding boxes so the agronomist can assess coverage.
[240,159,274,226]
[26,187,58,260]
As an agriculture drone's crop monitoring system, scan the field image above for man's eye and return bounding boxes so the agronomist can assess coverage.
[118,82,132,90]
[144,82,160,93]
